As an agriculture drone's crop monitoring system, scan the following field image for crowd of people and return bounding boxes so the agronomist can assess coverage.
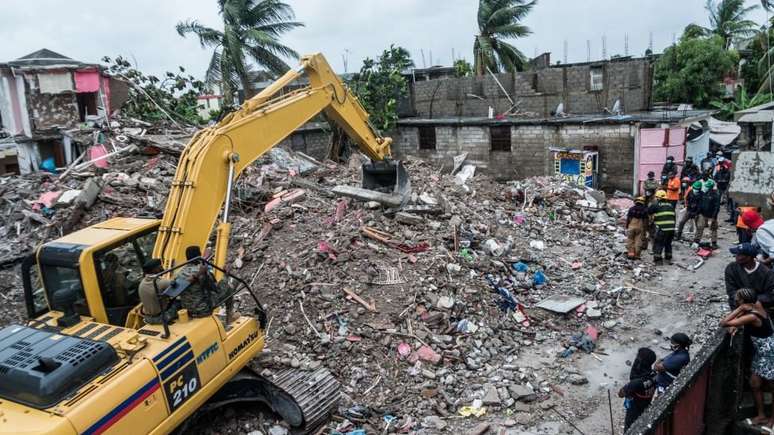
[625,150,739,265]
[618,149,774,430]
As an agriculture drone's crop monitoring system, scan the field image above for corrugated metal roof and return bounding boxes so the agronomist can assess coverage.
[738,111,774,123]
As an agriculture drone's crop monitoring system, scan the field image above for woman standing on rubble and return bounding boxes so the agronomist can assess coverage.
[618,347,657,430]
[720,288,774,428]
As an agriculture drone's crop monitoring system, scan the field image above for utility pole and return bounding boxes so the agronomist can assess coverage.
[587,40,591,62]
[602,35,607,60]
[420,49,426,68]
[563,39,568,64]
[649,31,654,53]
[341,49,350,73]
[625,34,629,56]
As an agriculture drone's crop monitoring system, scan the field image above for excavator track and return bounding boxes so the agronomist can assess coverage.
[177,366,340,434]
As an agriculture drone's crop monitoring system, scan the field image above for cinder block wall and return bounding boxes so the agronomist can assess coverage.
[394,123,635,192]
[277,128,331,160]
[411,58,651,118]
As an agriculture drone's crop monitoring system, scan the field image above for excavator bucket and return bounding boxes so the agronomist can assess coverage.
[361,160,411,204]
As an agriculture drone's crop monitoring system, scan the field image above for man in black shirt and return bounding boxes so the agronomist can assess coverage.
[725,243,774,310]
[680,157,701,183]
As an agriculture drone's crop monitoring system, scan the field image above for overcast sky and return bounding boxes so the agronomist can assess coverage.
[0,0,770,78]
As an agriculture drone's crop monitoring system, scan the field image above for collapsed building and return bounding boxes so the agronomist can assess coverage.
[0,48,129,175]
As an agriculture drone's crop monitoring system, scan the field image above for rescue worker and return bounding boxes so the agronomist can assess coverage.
[661,156,677,179]
[178,246,214,317]
[737,207,763,244]
[626,196,649,259]
[138,259,174,324]
[654,333,691,393]
[665,173,681,209]
[694,179,720,249]
[679,156,700,182]
[676,180,703,241]
[642,171,660,204]
[649,190,676,265]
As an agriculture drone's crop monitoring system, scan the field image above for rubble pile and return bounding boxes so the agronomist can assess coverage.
[0,138,712,434]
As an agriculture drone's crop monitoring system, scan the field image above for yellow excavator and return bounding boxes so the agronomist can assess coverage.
[1,53,407,434]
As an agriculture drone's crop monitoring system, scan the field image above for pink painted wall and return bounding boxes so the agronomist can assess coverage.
[638,127,686,180]
[74,70,101,93]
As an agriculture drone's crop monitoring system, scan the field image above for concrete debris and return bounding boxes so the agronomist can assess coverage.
[535,295,586,314]
[0,129,679,434]
[454,164,476,185]
[331,185,403,207]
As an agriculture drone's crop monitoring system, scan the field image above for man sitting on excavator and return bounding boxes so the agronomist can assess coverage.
[176,246,215,317]
[139,259,177,324]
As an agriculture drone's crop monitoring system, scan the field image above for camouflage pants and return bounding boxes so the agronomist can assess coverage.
[180,280,231,318]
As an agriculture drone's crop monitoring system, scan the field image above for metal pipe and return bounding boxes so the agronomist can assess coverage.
[485,66,515,106]
[222,153,238,222]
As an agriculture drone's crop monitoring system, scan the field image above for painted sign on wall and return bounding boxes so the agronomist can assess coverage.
[552,149,597,188]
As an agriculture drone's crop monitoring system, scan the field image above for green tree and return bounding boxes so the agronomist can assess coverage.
[653,35,738,107]
[682,23,711,40]
[348,45,414,132]
[454,59,473,77]
[176,0,303,103]
[704,0,759,49]
[739,27,774,94]
[473,0,536,76]
[103,56,207,125]
[711,87,772,119]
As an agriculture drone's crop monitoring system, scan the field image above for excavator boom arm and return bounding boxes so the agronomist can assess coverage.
[153,53,391,269]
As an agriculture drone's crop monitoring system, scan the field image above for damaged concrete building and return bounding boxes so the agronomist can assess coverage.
[0,49,128,174]
[391,55,712,193]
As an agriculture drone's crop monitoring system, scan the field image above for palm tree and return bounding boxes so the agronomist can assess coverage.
[705,0,759,49]
[177,0,303,103]
[473,0,536,76]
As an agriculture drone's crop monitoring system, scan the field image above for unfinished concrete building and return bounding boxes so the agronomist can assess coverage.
[406,55,653,119]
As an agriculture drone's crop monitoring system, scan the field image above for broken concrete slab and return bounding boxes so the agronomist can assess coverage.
[55,190,80,207]
[455,164,476,185]
[395,211,423,225]
[507,383,534,400]
[452,152,468,174]
[332,185,402,207]
[535,295,586,314]
[77,178,102,209]
[481,384,501,405]
[419,192,438,206]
